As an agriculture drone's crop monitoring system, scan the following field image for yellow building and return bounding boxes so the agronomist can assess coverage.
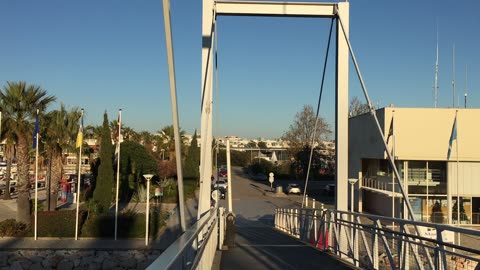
[349,107,480,225]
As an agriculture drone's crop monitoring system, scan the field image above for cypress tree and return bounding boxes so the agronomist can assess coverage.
[93,112,114,212]
[184,130,200,179]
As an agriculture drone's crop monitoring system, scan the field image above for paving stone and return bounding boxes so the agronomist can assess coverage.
[0,254,7,267]
[57,259,74,270]
[10,261,23,270]
[30,263,44,270]
[101,258,116,270]
[87,262,101,270]
[29,256,44,264]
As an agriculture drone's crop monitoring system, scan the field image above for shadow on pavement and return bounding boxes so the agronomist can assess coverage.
[220,214,354,270]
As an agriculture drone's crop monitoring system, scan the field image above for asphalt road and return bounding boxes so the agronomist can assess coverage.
[218,167,354,270]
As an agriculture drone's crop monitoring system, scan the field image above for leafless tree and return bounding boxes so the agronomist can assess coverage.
[349,96,371,117]
[282,105,331,151]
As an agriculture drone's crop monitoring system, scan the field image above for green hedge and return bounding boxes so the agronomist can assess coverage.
[161,179,197,203]
[81,210,168,238]
[26,210,88,237]
[0,219,27,237]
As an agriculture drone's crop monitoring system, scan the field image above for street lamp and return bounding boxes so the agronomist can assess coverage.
[144,174,154,246]
[348,178,358,213]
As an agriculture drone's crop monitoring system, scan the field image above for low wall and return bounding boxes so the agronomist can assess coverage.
[0,249,160,270]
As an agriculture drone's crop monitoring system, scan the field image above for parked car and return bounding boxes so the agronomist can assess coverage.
[286,183,302,194]
[212,179,228,190]
[253,173,268,181]
[218,168,228,178]
[323,184,335,196]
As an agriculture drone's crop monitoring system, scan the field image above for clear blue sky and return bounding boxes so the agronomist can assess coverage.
[1,0,479,139]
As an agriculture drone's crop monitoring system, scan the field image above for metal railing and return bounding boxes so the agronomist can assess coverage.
[147,207,226,270]
[275,207,480,270]
[363,177,398,193]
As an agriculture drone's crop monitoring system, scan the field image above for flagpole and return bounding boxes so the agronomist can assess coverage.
[455,110,461,246]
[114,109,122,240]
[75,109,84,240]
[34,109,39,240]
[391,110,395,246]
[391,110,395,222]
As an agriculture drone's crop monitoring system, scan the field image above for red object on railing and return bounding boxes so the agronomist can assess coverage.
[310,229,329,249]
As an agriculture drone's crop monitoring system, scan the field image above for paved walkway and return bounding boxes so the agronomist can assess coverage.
[215,167,355,270]
[219,218,355,270]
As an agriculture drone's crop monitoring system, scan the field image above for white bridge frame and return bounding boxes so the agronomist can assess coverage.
[199,0,350,218]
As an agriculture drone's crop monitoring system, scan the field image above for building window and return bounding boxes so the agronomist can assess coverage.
[408,161,446,195]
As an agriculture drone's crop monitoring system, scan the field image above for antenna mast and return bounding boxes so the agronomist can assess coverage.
[434,32,439,108]
[452,44,456,108]
[465,64,468,108]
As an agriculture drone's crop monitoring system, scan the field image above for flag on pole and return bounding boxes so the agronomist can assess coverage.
[386,116,394,144]
[76,113,83,148]
[447,116,457,160]
[114,110,122,160]
[33,111,39,148]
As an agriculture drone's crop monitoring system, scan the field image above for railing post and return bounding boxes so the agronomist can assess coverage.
[314,209,318,246]
[306,195,309,208]
[373,221,379,269]
[353,215,359,267]
[274,208,277,228]
[312,199,316,209]
[294,208,299,238]
[219,207,225,250]
[289,209,293,235]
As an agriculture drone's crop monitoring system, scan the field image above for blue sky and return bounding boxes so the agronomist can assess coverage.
[1,0,479,139]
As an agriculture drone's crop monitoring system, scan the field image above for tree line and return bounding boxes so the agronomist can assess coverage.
[1,81,200,225]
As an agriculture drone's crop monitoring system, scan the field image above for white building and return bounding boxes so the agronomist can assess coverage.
[349,107,480,225]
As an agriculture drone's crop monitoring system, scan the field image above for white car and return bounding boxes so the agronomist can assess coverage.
[212,179,228,190]
[286,183,302,194]
[323,184,335,196]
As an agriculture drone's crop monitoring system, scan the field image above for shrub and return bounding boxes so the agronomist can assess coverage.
[81,209,167,238]
[27,210,88,237]
[160,178,197,203]
[131,184,148,203]
[0,219,27,237]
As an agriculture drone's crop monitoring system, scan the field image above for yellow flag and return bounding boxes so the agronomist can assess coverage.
[76,114,83,148]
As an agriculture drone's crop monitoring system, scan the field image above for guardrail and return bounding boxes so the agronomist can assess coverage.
[275,207,480,270]
[147,207,226,270]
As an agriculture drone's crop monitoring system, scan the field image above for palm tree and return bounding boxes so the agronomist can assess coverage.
[0,81,56,224]
[1,136,16,200]
[139,131,153,146]
[43,105,81,210]
[122,126,137,141]
[158,125,187,160]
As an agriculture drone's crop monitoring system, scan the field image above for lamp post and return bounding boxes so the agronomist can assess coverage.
[348,178,358,213]
[348,177,358,249]
[144,174,154,246]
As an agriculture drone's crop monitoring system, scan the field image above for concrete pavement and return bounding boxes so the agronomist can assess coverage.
[217,167,356,269]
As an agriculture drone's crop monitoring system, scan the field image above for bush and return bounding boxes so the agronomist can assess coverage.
[0,219,27,237]
[160,178,197,203]
[26,210,87,237]
[81,209,167,238]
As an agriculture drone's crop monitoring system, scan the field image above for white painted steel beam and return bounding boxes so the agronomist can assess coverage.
[201,0,350,219]
[335,2,349,212]
[199,0,216,219]
[215,1,337,17]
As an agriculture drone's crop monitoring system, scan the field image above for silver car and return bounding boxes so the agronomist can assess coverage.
[212,179,228,190]
[286,183,301,194]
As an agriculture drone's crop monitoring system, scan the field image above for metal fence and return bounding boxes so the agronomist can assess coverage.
[147,207,226,270]
[275,207,480,270]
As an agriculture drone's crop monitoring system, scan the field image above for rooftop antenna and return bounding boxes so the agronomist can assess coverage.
[433,26,439,108]
[452,44,456,108]
[464,64,468,108]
